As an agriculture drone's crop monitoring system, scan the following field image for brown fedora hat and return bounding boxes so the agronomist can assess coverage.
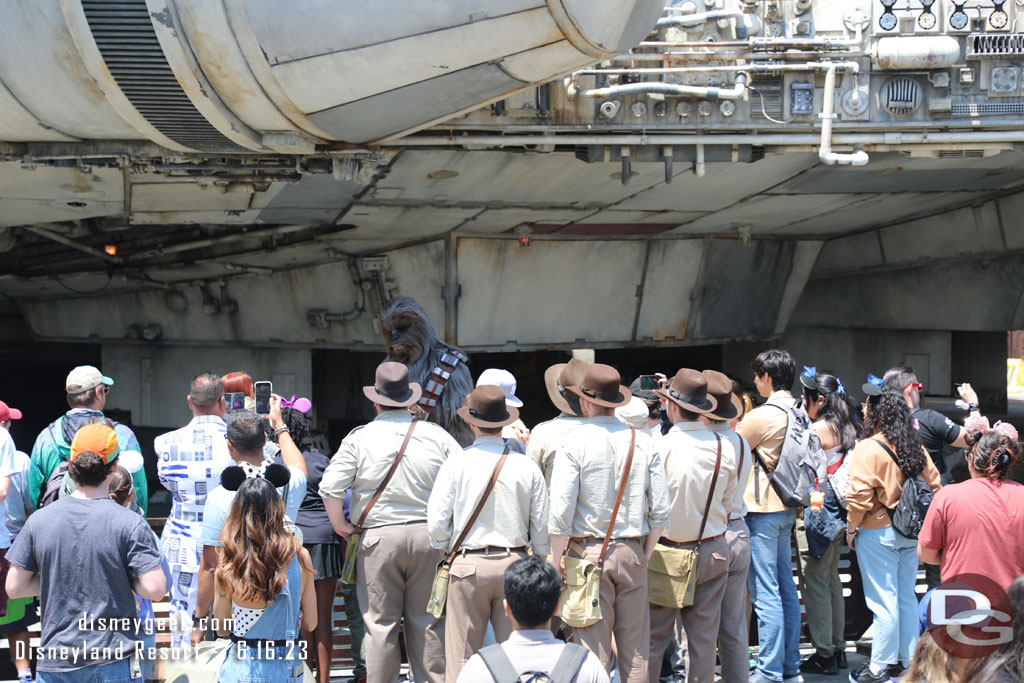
[656,369,718,414]
[566,363,631,409]
[702,369,740,420]
[457,385,520,428]
[362,362,423,408]
[543,357,590,416]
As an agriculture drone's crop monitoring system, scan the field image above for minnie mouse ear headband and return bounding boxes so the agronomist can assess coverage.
[281,395,312,413]
[220,462,291,491]
[800,366,818,391]
[964,415,1019,442]
[862,373,884,397]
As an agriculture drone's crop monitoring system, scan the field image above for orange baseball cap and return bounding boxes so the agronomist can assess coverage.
[70,424,120,464]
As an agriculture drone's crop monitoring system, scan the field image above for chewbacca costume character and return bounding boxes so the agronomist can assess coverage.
[379,296,474,446]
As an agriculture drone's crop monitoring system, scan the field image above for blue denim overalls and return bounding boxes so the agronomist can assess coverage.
[217,556,303,683]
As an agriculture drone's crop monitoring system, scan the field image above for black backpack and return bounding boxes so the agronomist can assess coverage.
[876,439,934,539]
[37,460,69,509]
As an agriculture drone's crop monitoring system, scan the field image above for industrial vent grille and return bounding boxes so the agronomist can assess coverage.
[749,78,783,121]
[968,33,1024,57]
[938,150,985,159]
[81,0,245,152]
[951,101,1024,116]
[881,78,921,118]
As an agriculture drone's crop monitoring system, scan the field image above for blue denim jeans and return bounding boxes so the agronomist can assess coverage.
[855,525,920,665]
[36,658,133,683]
[746,509,801,682]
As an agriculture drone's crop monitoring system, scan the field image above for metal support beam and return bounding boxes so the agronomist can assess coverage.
[20,225,122,264]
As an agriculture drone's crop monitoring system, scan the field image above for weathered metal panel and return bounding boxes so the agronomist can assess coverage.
[336,204,480,242]
[633,239,705,342]
[775,241,824,335]
[0,0,145,139]
[455,238,646,346]
[777,191,980,236]
[497,41,590,83]
[558,0,662,54]
[812,231,885,276]
[673,194,868,236]
[307,65,524,143]
[694,239,795,340]
[878,205,1006,267]
[270,8,561,112]
[0,81,78,141]
[0,163,124,228]
[244,0,541,66]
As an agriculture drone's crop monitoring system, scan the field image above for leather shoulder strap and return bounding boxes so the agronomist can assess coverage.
[446,447,510,562]
[598,428,636,568]
[355,420,418,530]
[695,433,723,546]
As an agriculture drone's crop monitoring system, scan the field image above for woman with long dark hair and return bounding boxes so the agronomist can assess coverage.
[796,370,860,675]
[215,476,317,682]
[846,385,940,683]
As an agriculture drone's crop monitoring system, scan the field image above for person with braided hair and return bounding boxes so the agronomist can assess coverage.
[846,384,941,683]
[918,419,1024,591]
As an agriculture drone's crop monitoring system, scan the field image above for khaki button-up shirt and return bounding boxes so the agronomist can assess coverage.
[658,421,738,543]
[427,436,550,556]
[548,416,671,539]
[706,421,752,519]
[319,411,460,527]
[736,390,794,514]
[527,414,587,486]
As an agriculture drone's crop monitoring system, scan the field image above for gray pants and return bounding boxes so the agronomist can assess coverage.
[795,521,846,656]
[718,518,751,682]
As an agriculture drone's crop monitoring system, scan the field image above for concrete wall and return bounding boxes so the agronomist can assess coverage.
[722,328,952,399]
[101,343,312,429]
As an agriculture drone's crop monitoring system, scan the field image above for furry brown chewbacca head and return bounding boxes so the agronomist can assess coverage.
[380,296,439,365]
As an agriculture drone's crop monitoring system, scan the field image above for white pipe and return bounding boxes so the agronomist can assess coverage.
[569,73,748,100]
[694,143,705,178]
[818,64,869,166]
[656,10,743,28]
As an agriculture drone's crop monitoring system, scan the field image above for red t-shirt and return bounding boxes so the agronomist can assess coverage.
[918,477,1024,590]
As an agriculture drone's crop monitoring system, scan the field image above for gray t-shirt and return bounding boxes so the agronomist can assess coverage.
[6,496,163,672]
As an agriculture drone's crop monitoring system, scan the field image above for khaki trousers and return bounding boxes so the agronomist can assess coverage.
[444,548,527,683]
[356,522,445,683]
[795,521,846,656]
[718,518,751,683]
[571,538,650,683]
[650,536,729,683]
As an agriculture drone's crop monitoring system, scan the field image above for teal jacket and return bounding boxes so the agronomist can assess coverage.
[29,410,148,514]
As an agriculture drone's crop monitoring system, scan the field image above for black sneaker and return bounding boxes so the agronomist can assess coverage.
[800,652,838,675]
[886,663,908,682]
[849,663,890,683]
[836,651,848,669]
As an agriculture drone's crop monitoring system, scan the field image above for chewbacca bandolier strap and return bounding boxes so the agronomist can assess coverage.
[419,350,469,415]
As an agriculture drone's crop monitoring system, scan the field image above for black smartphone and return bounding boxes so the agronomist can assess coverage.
[225,392,246,413]
[639,374,660,390]
[254,381,272,415]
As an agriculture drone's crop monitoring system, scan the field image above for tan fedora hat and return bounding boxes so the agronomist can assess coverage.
[656,369,718,414]
[566,363,632,409]
[702,369,741,420]
[543,357,590,416]
[457,385,520,428]
[362,362,423,408]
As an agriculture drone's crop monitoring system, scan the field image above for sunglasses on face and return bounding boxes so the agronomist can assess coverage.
[904,382,924,392]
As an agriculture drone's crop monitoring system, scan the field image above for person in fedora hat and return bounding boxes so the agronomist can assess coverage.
[427,385,550,682]
[528,357,591,486]
[648,369,739,683]
[320,361,460,683]
[549,363,671,683]
[700,370,754,683]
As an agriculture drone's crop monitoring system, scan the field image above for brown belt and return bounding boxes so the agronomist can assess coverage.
[574,536,641,543]
[659,533,724,549]
[461,545,527,555]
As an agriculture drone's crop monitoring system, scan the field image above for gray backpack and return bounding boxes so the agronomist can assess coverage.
[752,401,826,508]
[478,642,588,683]
[876,440,934,539]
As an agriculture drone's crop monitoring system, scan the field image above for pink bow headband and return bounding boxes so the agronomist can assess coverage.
[964,415,1018,442]
[282,395,312,413]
